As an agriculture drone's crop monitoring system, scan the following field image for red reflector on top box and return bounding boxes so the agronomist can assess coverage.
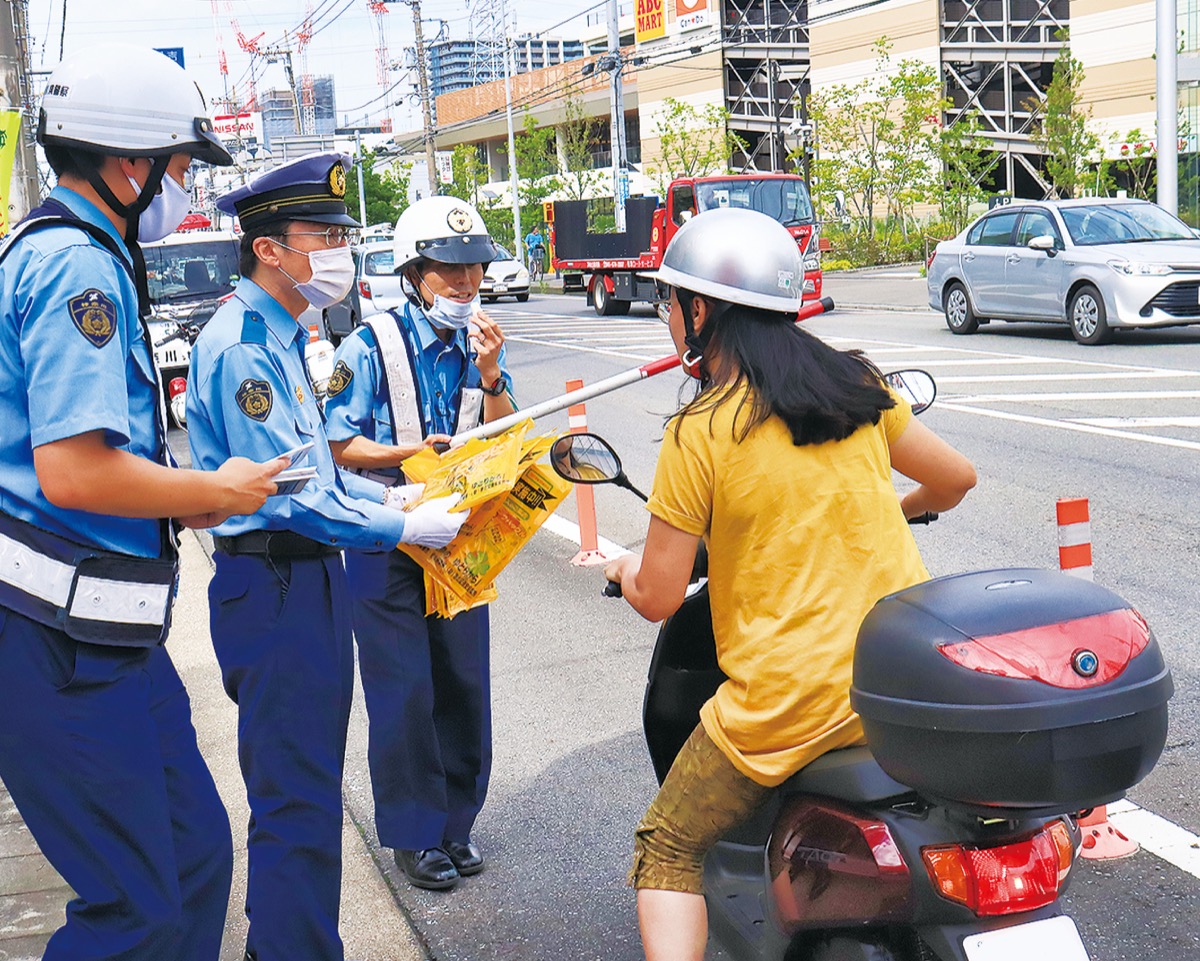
[937,608,1150,689]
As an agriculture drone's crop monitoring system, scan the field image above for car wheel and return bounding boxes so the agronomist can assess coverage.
[1069,284,1113,345]
[516,292,529,303]
[943,281,980,334]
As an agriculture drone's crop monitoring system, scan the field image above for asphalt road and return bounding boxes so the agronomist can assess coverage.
[172,289,1200,960]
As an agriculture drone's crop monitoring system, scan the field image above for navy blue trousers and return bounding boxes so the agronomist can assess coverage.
[209,552,353,961]
[0,608,232,961]
[345,550,491,851]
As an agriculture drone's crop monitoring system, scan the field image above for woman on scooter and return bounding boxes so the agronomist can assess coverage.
[603,208,977,961]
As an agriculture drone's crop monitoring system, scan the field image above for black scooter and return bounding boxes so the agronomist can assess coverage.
[550,371,1173,961]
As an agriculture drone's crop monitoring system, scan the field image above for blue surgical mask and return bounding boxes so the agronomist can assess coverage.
[424,292,481,330]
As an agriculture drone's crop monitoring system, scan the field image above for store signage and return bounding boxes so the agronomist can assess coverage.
[636,0,666,43]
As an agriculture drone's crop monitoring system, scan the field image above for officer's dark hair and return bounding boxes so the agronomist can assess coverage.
[43,145,108,181]
[671,287,896,447]
[239,221,291,278]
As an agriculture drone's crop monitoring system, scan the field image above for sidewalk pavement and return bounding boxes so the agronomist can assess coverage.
[0,532,427,961]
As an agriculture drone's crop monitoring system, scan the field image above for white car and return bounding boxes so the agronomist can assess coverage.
[480,247,530,303]
[927,198,1200,344]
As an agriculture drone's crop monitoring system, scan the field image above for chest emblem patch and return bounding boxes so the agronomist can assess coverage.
[236,378,274,422]
[68,289,117,348]
[326,359,353,398]
[295,384,306,404]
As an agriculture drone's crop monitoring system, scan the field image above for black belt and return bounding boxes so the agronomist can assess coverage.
[214,531,342,559]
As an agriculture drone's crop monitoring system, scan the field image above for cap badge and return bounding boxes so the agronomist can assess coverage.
[447,208,473,233]
[329,163,347,198]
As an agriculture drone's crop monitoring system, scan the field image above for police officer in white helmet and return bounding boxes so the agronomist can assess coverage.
[324,196,514,890]
[0,44,285,961]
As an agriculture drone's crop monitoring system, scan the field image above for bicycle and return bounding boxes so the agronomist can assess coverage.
[527,245,546,283]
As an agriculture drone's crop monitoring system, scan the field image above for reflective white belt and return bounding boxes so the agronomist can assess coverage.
[0,529,171,626]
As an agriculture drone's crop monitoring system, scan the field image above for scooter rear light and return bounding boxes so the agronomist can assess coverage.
[922,821,1072,917]
[936,608,1150,689]
[168,376,187,399]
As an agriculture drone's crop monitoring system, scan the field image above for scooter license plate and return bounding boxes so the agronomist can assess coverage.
[963,916,1089,961]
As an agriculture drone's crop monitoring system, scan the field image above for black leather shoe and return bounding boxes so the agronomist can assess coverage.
[442,838,484,876]
[395,848,459,890]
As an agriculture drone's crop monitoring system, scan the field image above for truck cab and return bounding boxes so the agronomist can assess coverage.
[658,174,822,299]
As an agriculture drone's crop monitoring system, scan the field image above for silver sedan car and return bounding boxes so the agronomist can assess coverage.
[927,198,1200,344]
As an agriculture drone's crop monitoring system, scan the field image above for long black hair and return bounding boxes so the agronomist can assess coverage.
[672,288,894,446]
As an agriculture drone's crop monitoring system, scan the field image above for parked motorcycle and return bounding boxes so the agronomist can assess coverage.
[550,371,1173,961]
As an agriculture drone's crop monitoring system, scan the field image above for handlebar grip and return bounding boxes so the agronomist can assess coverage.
[602,580,623,598]
[907,511,939,525]
[432,441,451,454]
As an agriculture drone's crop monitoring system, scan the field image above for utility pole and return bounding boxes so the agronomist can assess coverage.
[501,0,521,260]
[606,0,628,231]
[354,129,368,227]
[1156,0,1178,214]
[0,0,40,223]
[408,0,438,196]
[264,38,302,137]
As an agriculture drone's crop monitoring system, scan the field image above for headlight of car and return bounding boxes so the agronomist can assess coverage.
[517,267,529,283]
[803,254,821,273]
[1108,260,1174,276]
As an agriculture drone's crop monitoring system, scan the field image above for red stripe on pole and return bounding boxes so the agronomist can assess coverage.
[1056,498,1090,526]
[1058,543,1093,570]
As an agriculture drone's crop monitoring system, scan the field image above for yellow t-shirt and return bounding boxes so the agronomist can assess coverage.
[647,387,930,787]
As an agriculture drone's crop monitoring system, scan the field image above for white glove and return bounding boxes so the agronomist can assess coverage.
[397,493,467,548]
[383,482,425,510]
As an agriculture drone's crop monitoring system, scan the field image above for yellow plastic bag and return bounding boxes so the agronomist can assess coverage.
[406,421,530,512]
[403,461,573,617]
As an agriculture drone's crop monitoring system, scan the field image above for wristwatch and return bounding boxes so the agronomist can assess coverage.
[480,375,508,397]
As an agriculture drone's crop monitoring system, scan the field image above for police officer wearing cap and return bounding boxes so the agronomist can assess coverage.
[323,196,514,891]
[186,153,467,961]
[0,44,286,961]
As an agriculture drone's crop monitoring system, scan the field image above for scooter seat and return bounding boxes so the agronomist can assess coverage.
[780,747,912,803]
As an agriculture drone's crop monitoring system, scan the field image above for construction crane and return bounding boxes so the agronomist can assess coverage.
[297,3,316,136]
[210,0,265,113]
[368,1,393,133]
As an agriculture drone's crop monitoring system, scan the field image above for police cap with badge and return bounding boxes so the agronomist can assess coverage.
[218,151,361,232]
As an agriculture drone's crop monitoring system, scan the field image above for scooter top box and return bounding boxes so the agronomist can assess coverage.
[850,568,1173,818]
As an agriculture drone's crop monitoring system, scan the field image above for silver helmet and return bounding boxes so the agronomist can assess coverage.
[650,207,804,313]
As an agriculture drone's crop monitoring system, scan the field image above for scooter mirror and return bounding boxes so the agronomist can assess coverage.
[550,432,623,484]
[884,369,937,415]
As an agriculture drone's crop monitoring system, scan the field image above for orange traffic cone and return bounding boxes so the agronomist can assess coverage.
[1078,805,1138,860]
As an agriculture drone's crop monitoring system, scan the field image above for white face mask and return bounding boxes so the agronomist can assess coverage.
[129,173,191,243]
[277,244,356,309]
[424,292,480,330]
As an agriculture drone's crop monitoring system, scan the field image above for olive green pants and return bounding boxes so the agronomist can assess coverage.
[630,724,772,894]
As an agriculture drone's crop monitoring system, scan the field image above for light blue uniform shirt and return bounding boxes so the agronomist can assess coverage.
[0,187,164,557]
[324,300,513,448]
[186,278,407,549]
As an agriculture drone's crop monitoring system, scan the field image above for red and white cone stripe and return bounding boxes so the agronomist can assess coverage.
[1056,498,1093,581]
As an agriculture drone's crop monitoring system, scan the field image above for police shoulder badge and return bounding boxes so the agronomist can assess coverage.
[328,163,347,199]
[236,378,274,422]
[446,208,473,233]
[326,359,354,398]
[68,289,117,348]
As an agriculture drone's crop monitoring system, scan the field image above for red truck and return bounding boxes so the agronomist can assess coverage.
[549,173,822,316]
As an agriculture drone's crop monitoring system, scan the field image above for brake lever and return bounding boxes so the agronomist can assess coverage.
[602,580,623,598]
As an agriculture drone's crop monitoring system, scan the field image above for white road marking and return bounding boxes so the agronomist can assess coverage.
[950,390,1200,403]
[938,370,1200,384]
[1070,416,1200,428]
[938,403,1200,453]
[536,514,1200,880]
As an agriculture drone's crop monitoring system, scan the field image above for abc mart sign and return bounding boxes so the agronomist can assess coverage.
[212,112,262,143]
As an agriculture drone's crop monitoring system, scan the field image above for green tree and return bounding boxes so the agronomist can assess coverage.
[509,113,561,252]
[647,97,746,195]
[1111,128,1157,200]
[558,90,603,201]
[443,143,487,206]
[344,149,409,228]
[931,110,993,233]
[1027,33,1105,199]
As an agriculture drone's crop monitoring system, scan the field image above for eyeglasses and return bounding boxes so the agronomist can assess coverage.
[282,226,360,248]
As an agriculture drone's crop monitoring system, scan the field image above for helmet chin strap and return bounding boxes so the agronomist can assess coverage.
[85,157,169,318]
[679,292,723,383]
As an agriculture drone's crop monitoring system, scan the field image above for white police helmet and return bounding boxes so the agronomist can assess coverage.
[38,43,232,166]
[394,196,500,271]
[648,207,804,314]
